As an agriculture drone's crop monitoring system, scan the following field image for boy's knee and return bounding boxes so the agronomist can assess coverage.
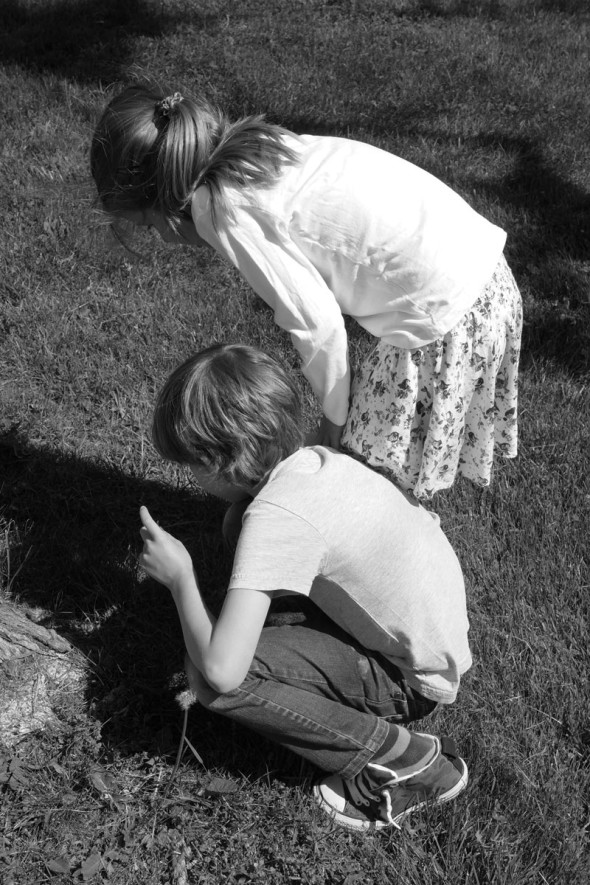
[184,655,220,708]
[194,683,219,709]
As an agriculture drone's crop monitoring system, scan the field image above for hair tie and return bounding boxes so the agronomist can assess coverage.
[155,92,184,124]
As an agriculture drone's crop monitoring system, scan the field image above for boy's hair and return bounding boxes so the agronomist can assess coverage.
[91,84,299,227]
[152,344,304,488]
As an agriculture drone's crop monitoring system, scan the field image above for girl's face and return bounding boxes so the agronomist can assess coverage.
[114,208,209,248]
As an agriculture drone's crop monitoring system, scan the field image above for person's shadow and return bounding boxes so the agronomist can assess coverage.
[0,428,234,758]
[1,427,313,776]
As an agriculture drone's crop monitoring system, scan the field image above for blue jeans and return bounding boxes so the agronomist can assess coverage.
[198,608,437,779]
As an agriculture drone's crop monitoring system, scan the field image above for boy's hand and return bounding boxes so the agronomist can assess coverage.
[138,506,194,592]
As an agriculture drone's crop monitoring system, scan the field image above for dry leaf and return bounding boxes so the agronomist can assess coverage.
[201,776,239,796]
[0,755,29,791]
[46,856,71,874]
[80,853,102,880]
[88,765,117,795]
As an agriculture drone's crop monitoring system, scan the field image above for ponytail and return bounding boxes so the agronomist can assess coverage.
[91,84,299,227]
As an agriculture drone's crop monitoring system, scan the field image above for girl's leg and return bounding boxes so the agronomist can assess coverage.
[196,611,437,780]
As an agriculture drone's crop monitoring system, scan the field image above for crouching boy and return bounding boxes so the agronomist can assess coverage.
[139,343,471,831]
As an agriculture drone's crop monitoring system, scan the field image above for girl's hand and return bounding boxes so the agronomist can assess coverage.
[307,416,345,449]
[138,506,194,592]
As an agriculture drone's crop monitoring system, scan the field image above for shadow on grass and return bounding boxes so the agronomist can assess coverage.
[0,0,219,83]
[468,132,590,263]
[400,0,589,18]
[0,429,238,759]
[464,131,590,378]
[467,130,590,378]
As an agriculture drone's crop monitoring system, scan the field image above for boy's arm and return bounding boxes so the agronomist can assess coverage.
[139,507,270,694]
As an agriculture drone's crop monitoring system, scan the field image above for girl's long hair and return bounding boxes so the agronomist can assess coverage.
[91,84,299,226]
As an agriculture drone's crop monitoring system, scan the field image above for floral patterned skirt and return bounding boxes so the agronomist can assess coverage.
[341,256,523,499]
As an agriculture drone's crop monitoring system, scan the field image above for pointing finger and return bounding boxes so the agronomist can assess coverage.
[139,505,159,531]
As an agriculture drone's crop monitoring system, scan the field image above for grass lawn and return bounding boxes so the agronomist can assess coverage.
[1,1,589,882]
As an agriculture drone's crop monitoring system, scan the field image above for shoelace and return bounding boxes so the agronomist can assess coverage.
[343,772,403,828]
[342,736,459,828]
[343,770,376,809]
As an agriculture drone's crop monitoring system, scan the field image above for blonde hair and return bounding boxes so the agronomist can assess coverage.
[91,84,299,227]
[152,344,304,488]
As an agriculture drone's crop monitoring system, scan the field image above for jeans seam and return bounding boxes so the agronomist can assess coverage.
[210,682,389,779]
[246,668,407,707]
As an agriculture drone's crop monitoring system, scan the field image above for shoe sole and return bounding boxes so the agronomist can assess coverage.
[314,758,469,832]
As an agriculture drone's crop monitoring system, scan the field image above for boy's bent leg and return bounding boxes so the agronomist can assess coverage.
[249,613,437,723]
[197,616,436,779]
[202,667,390,779]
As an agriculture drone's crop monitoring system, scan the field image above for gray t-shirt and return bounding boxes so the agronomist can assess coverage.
[230,447,471,703]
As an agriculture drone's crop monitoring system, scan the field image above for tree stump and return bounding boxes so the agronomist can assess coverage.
[0,602,84,747]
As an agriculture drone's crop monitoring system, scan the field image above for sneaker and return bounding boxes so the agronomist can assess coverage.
[313,735,468,832]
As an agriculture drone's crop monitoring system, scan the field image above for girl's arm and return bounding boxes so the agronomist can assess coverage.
[307,415,346,449]
[139,506,270,693]
[192,197,351,428]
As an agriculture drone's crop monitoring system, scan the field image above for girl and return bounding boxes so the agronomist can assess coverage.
[92,84,523,499]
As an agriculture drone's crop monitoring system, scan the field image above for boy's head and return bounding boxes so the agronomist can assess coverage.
[152,344,304,491]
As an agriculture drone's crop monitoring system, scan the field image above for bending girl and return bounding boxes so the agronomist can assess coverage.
[91,84,522,499]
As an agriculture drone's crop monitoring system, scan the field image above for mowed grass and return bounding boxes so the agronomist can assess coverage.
[1,1,589,883]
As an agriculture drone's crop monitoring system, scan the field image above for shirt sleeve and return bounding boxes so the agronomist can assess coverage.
[229,500,328,595]
[192,194,351,425]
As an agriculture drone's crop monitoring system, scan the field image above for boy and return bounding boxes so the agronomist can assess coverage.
[139,343,471,831]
